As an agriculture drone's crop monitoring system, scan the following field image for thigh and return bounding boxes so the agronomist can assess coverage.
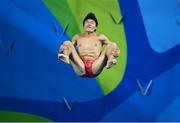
[92,49,107,74]
[69,46,85,76]
[70,59,85,76]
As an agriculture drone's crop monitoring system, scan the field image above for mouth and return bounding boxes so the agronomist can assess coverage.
[87,25,92,28]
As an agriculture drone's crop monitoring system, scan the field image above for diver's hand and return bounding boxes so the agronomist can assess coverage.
[113,44,120,57]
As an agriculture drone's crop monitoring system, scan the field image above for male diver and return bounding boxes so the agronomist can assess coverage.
[58,12,120,77]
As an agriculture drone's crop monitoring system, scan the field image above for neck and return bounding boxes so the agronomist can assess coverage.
[84,31,96,36]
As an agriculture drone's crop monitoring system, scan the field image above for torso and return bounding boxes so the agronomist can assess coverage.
[75,33,104,61]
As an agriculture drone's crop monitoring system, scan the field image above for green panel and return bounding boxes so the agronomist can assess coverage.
[0,110,53,122]
[43,0,127,95]
[43,0,80,37]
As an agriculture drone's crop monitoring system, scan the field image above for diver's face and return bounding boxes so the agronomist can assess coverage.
[84,19,96,32]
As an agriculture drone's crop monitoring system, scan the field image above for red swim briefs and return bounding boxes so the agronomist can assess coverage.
[81,60,96,77]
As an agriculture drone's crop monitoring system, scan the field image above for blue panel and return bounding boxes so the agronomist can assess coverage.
[138,0,180,53]
[156,95,180,121]
[101,63,180,121]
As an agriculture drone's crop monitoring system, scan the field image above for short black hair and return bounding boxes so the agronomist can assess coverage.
[83,12,98,27]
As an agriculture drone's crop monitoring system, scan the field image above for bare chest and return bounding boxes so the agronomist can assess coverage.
[77,37,102,49]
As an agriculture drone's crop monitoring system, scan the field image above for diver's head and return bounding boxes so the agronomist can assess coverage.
[83,12,98,32]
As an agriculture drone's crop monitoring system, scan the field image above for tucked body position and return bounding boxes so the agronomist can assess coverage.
[58,12,120,77]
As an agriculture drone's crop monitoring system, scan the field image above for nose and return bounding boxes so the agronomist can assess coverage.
[87,23,91,26]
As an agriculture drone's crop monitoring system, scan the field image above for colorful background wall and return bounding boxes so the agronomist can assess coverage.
[0,0,180,122]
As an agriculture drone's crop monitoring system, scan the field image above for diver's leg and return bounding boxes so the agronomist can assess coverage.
[59,41,85,76]
[70,59,85,76]
[106,43,120,69]
[92,43,119,74]
[92,47,108,75]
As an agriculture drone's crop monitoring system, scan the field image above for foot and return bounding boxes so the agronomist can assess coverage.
[58,53,70,64]
[106,59,117,69]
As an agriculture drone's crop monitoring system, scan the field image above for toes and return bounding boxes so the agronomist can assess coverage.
[106,59,117,69]
[58,54,70,64]
[112,59,117,64]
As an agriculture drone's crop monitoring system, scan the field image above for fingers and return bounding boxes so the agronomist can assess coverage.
[110,42,120,57]
[113,48,120,57]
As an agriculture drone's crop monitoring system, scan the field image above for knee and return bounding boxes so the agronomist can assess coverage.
[63,41,74,48]
[106,42,116,49]
[112,42,117,47]
[64,40,72,45]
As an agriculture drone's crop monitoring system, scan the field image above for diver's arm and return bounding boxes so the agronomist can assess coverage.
[72,34,79,46]
[99,34,113,45]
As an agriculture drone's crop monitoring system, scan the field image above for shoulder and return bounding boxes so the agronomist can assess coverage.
[72,34,80,40]
[97,34,108,40]
[73,33,85,39]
